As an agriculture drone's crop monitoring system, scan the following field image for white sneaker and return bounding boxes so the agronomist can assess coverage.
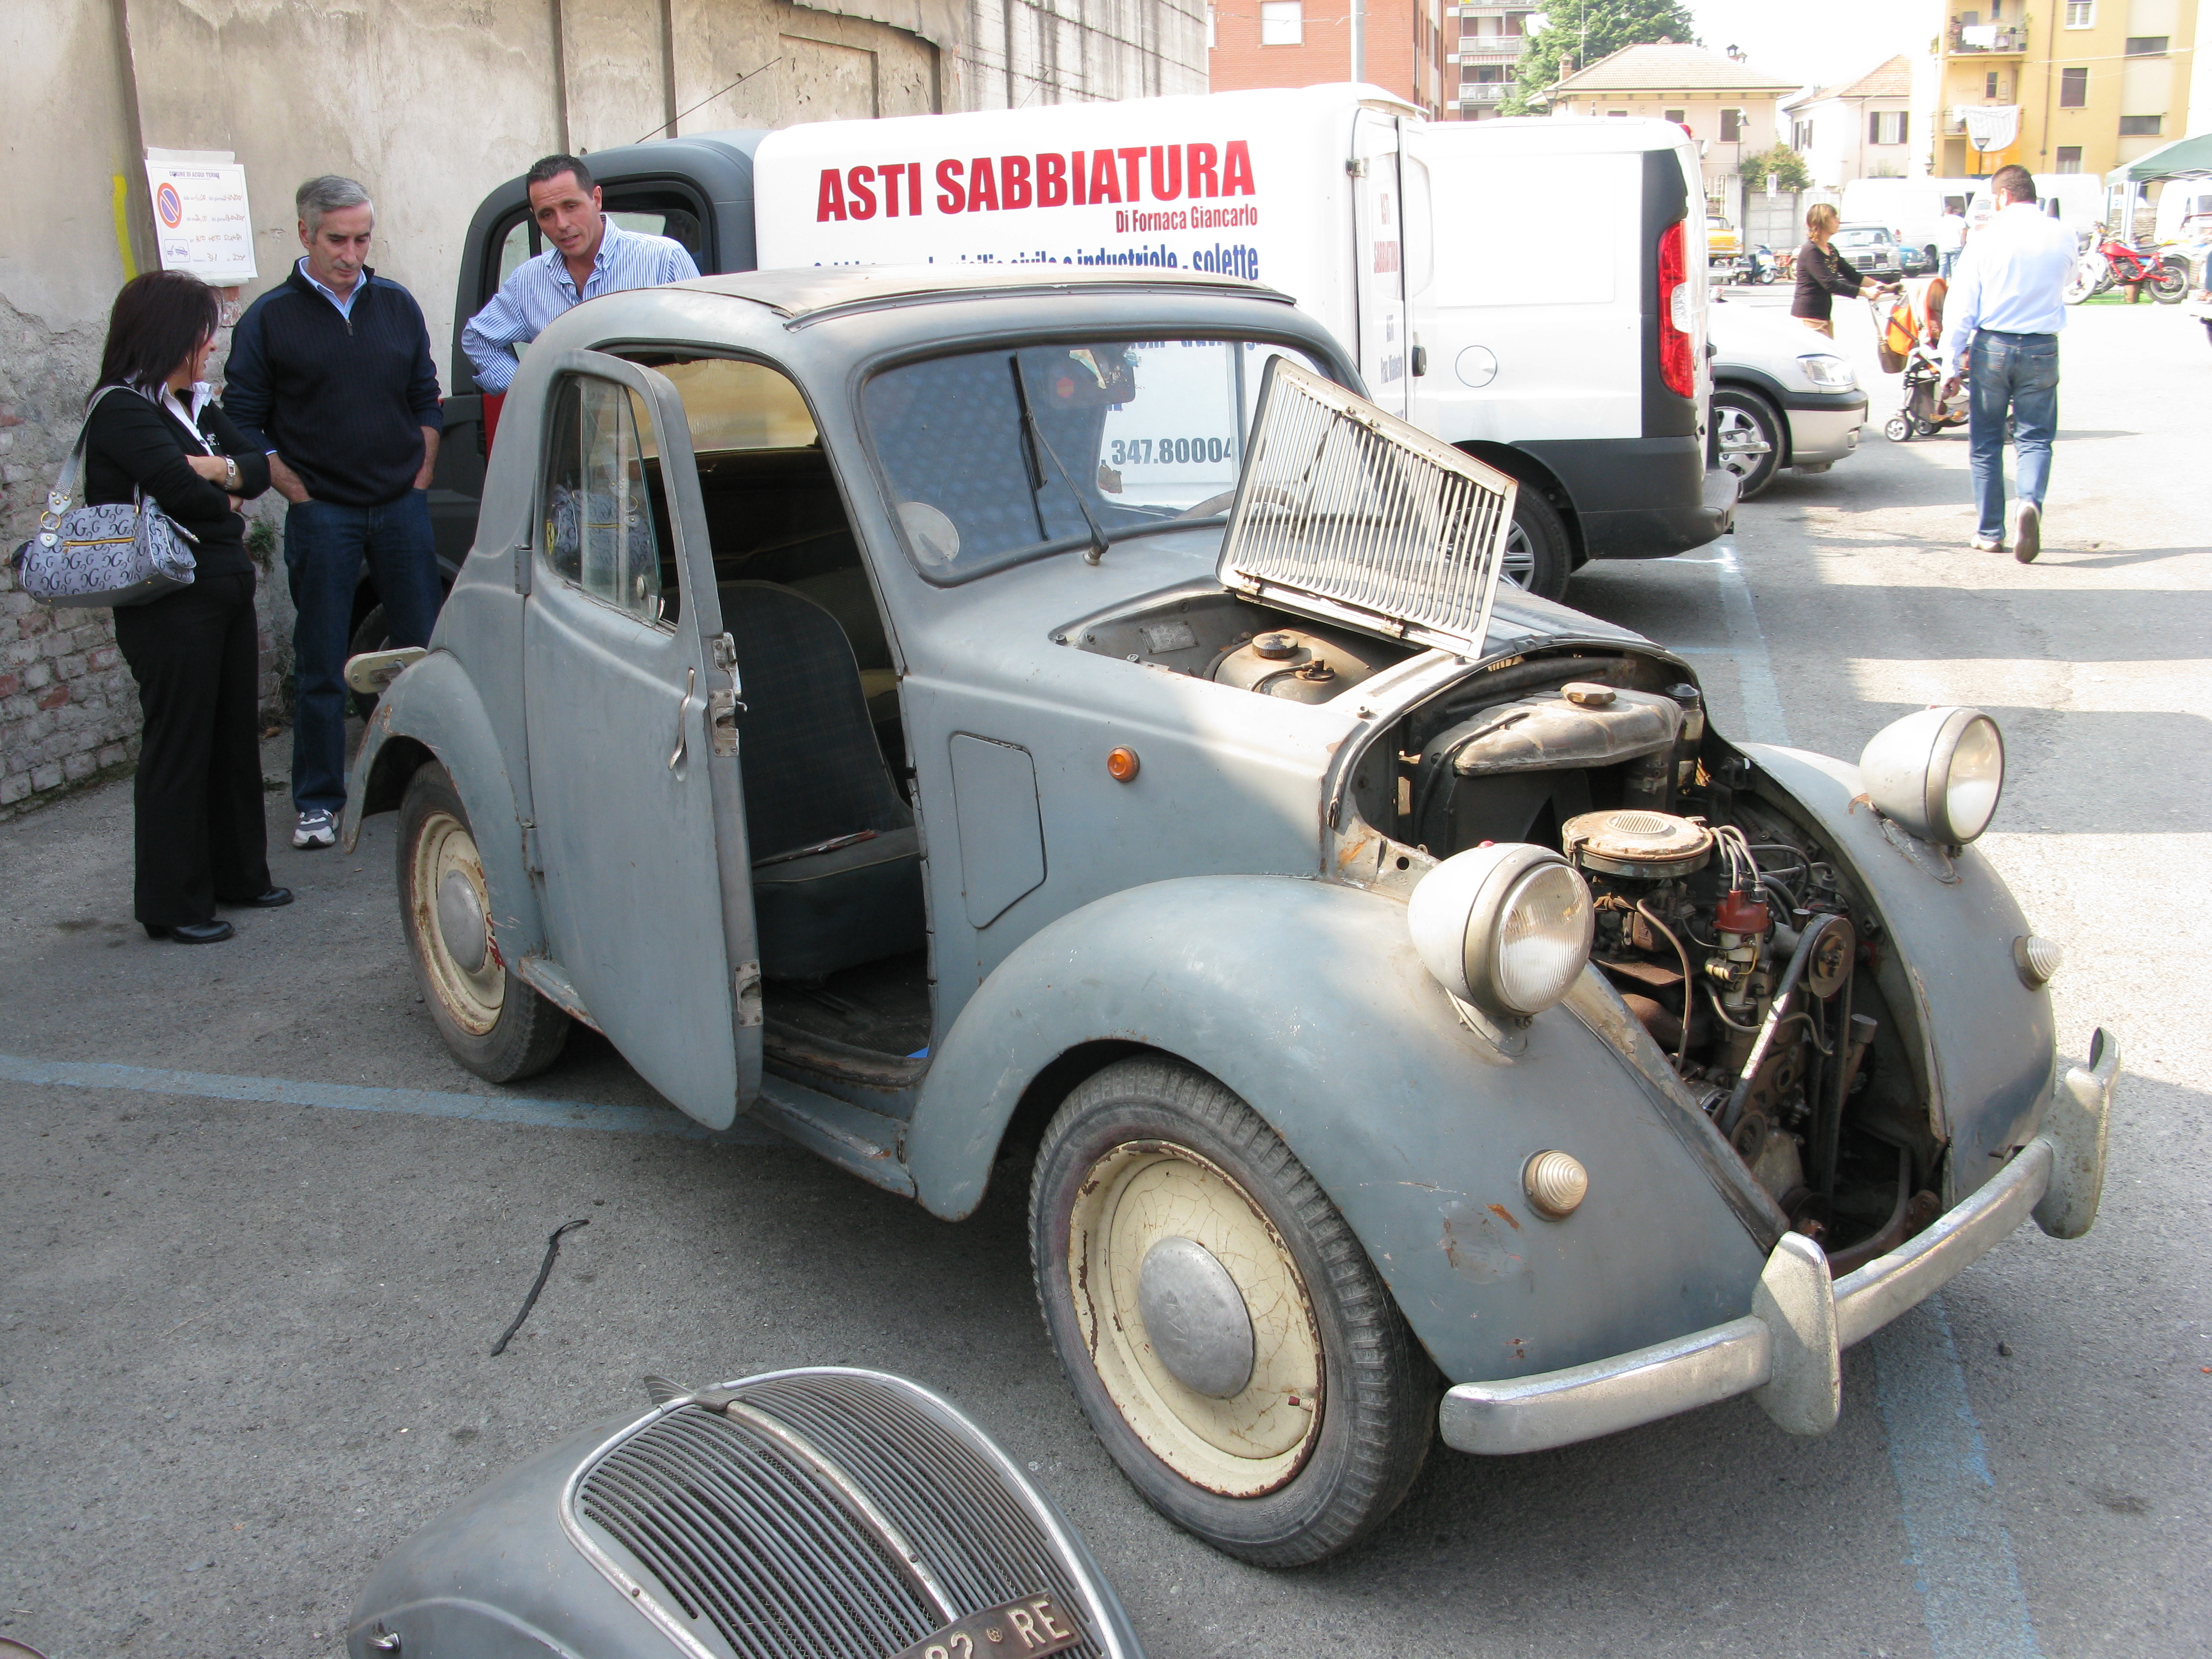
[293,810,337,850]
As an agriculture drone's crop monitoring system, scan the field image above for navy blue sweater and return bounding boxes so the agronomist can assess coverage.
[221,262,443,508]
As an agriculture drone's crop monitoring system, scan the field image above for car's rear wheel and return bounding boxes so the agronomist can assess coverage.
[398,761,569,1082]
[1030,1057,1436,1567]
[1500,488,1571,601]
[1710,389,1783,499]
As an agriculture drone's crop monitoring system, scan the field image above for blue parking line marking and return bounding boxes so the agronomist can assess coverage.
[0,1052,778,1143]
[1872,1296,2044,1658]
[1717,560,2043,1657]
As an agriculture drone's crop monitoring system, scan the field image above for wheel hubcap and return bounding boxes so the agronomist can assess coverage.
[1068,1141,1322,1496]
[1137,1235,1256,1399]
[1714,406,1773,478]
[410,811,503,1035]
[1500,520,1536,588]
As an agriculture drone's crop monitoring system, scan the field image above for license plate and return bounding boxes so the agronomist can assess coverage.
[888,1593,1085,1659]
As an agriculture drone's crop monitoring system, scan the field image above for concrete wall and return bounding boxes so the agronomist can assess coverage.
[0,0,1204,818]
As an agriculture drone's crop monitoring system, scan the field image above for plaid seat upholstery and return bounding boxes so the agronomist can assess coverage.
[719,581,924,979]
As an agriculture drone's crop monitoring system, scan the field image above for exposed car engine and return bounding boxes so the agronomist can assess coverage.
[1357,652,1938,1265]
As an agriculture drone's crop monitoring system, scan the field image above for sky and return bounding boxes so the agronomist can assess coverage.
[1683,0,1931,90]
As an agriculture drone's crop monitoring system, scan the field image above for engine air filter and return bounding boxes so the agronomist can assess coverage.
[1562,809,1715,878]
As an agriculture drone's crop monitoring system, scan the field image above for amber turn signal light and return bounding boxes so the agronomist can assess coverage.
[1106,746,1140,782]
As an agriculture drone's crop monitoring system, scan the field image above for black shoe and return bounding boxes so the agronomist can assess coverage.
[221,887,294,909]
[144,920,236,944]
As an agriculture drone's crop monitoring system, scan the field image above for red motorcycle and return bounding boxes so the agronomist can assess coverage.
[2066,233,2191,303]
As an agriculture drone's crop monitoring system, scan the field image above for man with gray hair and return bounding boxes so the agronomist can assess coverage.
[224,175,445,848]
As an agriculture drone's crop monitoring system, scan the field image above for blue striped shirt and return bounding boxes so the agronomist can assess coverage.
[461,220,700,392]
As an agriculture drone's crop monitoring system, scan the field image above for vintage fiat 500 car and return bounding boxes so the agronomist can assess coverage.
[346,1368,1141,1659]
[345,267,2116,1567]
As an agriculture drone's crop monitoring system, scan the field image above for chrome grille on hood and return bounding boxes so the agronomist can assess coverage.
[567,1369,1119,1659]
[1218,358,1517,660]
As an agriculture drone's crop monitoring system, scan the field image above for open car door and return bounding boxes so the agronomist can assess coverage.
[1350,108,1411,420]
[521,349,760,1127]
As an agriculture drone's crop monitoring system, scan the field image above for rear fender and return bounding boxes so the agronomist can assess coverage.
[342,651,545,965]
[907,874,1770,1384]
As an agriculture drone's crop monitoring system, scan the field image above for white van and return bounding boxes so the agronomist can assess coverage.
[750,85,1728,597]
[2154,179,2212,245]
[1839,177,1974,265]
[1410,117,1717,587]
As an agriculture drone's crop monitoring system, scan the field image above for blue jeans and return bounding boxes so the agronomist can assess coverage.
[1940,249,1960,279]
[1967,331,2059,542]
[285,491,441,815]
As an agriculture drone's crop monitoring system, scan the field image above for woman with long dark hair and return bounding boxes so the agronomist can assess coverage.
[86,270,289,942]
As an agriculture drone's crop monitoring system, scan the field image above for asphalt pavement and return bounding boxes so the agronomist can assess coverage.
[3,290,2207,1659]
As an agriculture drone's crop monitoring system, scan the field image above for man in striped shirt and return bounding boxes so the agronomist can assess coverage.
[461,154,700,393]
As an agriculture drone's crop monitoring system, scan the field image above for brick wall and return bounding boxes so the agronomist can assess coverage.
[1209,0,1440,113]
[0,291,295,820]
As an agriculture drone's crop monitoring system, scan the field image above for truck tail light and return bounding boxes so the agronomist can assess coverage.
[1657,218,1693,400]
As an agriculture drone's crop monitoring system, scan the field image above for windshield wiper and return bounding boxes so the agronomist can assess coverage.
[1008,355,1112,566]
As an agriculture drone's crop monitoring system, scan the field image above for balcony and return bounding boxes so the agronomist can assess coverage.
[1459,82,1509,104]
[1451,43,1523,63]
[1948,19,2027,52]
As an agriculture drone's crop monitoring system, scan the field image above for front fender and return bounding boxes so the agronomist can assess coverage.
[1743,744,2058,1206]
[342,651,545,966]
[908,875,1771,1385]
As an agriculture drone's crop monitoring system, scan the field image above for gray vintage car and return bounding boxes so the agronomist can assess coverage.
[345,266,2116,1568]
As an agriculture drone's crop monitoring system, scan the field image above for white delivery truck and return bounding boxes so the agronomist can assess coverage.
[431,84,1730,602]
[1839,177,1975,267]
[1409,116,1715,588]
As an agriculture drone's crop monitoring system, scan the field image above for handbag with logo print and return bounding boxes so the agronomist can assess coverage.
[9,385,199,608]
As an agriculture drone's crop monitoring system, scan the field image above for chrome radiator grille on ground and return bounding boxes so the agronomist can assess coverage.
[1218,358,1518,659]
[568,1368,1116,1659]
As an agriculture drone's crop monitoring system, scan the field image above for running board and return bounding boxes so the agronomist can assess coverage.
[748,1073,915,1197]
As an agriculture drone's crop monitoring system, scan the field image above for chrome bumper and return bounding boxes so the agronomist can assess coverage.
[1439,1029,2118,1456]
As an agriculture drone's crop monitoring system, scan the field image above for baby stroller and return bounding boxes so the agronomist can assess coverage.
[1877,280,1968,441]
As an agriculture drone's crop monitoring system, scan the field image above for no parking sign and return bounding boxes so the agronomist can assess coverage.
[143,148,257,283]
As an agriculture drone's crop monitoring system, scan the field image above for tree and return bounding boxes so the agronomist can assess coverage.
[1504,0,1699,116]
[1739,145,1812,193]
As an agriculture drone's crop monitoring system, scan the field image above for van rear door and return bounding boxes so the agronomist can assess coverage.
[1349,110,1411,419]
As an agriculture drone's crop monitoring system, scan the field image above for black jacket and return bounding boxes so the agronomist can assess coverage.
[221,262,443,507]
[1791,240,1865,322]
[84,389,272,581]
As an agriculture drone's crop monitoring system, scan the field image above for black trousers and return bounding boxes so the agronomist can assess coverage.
[112,570,272,926]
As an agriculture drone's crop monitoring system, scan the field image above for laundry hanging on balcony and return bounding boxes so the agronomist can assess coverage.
[1958,104,2021,153]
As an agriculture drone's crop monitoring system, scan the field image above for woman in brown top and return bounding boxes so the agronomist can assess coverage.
[1792,202,1895,337]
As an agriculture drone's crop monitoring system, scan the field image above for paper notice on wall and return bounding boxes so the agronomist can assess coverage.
[144,149,257,283]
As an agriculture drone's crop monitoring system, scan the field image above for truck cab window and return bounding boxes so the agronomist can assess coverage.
[542,376,668,626]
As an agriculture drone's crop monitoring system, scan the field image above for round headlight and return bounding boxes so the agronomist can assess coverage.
[1858,706,2006,845]
[1408,844,1594,1020]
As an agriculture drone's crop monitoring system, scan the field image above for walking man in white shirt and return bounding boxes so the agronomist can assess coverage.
[1940,165,2076,562]
[1935,202,1967,279]
[461,154,700,394]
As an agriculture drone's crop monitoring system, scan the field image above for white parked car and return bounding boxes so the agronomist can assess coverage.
[1704,296,1868,499]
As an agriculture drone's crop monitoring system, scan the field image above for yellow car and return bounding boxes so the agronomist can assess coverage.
[1707,214,1741,259]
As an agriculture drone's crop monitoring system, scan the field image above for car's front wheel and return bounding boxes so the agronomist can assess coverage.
[1709,388,1783,499]
[1030,1057,1436,1567]
[398,760,569,1082]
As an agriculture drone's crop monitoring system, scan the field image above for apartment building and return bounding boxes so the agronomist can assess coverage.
[1913,0,2200,178]
[1784,56,1917,189]
[1447,4,1536,119]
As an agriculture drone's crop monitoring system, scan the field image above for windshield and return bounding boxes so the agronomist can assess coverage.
[863,338,1321,582]
[1837,228,1886,245]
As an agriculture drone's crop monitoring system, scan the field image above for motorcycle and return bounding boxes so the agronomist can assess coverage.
[1745,243,1783,285]
[2065,233,2190,304]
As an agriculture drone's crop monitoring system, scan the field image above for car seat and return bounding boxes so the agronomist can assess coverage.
[716,581,926,982]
